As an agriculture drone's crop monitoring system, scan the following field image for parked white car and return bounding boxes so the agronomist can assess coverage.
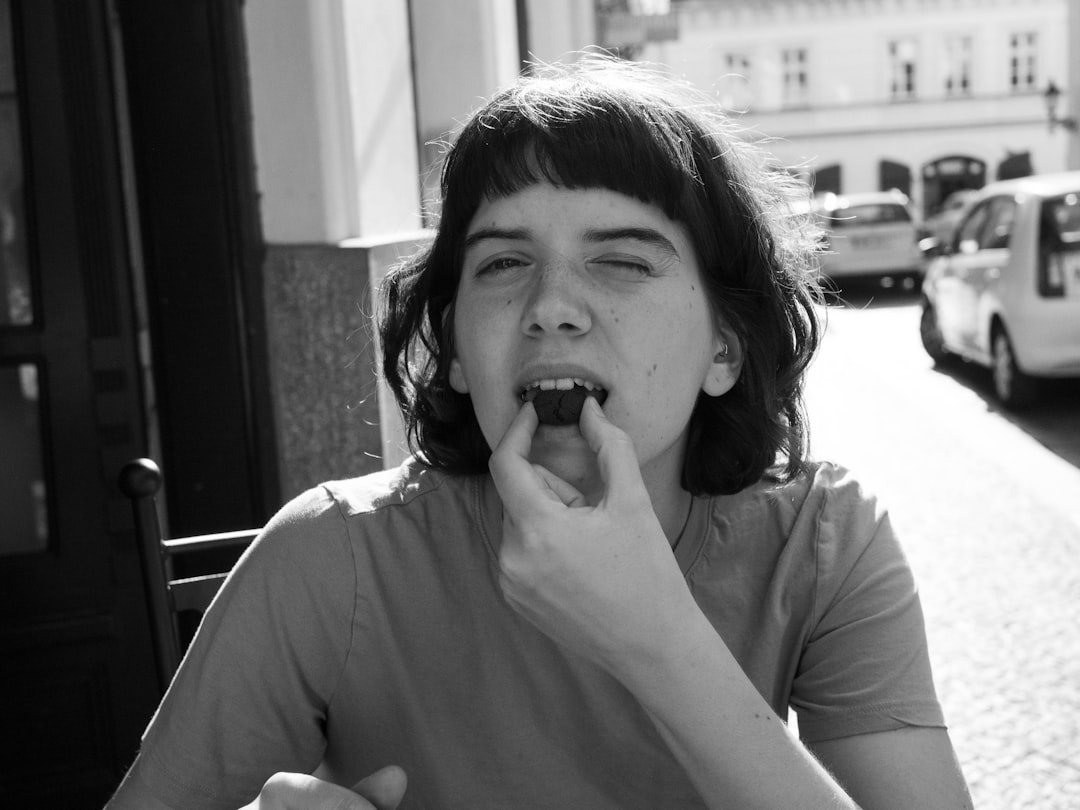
[920,171,1080,408]
[816,190,926,286]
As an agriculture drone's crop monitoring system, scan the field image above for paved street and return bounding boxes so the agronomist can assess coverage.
[803,286,1080,809]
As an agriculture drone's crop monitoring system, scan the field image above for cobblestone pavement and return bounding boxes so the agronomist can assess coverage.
[804,295,1080,809]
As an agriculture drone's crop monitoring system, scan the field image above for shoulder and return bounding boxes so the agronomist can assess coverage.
[712,461,884,542]
[771,463,917,629]
[701,461,901,603]
[320,456,474,518]
[252,458,488,579]
[264,457,474,539]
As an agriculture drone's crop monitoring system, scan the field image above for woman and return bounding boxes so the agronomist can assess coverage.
[107,59,971,809]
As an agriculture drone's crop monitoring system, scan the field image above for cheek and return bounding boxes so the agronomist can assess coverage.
[642,306,715,381]
[633,321,715,422]
[450,337,516,446]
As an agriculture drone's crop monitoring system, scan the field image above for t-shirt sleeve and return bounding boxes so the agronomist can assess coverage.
[790,473,946,743]
[129,485,357,809]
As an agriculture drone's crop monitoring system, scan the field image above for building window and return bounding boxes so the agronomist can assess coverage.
[1009,32,1038,92]
[781,47,808,106]
[944,35,972,97]
[889,38,918,100]
[718,52,752,111]
[725,52,750,76]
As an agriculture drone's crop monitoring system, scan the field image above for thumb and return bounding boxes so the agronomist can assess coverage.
[351,765,407,810]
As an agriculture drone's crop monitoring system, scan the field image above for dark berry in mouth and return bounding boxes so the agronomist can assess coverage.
[522,385,608,426]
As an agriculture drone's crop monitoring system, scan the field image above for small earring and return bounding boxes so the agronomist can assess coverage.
[714,343,729,361]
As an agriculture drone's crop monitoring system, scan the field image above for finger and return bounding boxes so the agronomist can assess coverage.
[490,400,538,470]
[577,396,647,506]
[531,463,587,507]
[489,403,549,513]
[253,772,379,810]
[352,765,408,810]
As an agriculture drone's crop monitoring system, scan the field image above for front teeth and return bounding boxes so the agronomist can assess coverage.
[525,377,601,393]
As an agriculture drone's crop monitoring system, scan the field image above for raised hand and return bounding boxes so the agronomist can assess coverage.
[241,765,407,810]
[488,397,698,679]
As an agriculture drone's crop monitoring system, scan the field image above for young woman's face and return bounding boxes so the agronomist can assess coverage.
[449,182,736,495]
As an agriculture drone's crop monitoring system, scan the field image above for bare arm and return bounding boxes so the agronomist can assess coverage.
[620,611,971,809]
[619,607,858,809]
[811,727,972,810]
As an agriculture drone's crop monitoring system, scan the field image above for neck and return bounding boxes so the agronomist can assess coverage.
[571,465,689,548]
[653,485,693,548]
[637,441,693,548]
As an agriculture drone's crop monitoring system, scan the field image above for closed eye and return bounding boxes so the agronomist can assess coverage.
[590,256,655,276]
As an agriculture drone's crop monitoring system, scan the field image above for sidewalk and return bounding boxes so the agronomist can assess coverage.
[805,301,1080,808]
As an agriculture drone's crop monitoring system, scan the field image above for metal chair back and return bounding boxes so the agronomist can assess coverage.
[119,458,259,692]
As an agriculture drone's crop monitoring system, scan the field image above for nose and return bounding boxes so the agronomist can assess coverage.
[522,260,592,337]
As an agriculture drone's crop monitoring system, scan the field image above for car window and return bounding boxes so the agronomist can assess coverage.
[944,191,975,212]
[979,196,1017,250]
[955,200,992,253]
[1043,192,1080,245]
[829,202,911,228]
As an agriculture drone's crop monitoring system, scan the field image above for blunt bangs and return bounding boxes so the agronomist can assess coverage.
[439,77,708,230]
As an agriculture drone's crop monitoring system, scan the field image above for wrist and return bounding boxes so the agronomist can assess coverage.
[607,594,724,697]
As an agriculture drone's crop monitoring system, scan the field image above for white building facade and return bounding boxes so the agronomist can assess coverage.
[639,0,1076,217]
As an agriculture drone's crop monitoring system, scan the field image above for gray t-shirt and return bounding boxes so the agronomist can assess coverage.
[132,459,944,808]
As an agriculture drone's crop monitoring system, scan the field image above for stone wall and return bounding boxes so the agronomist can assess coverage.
[262,233,430,499]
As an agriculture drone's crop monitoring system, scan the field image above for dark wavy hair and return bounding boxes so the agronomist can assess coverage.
[378,58,822,495]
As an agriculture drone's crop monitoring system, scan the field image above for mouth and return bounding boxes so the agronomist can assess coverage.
[519,378,609,426]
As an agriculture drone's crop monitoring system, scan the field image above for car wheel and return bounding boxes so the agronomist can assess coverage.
[919,301,948,363]
[991,327,1038,409]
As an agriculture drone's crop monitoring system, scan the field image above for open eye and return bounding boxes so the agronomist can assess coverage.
[476,255,530,276]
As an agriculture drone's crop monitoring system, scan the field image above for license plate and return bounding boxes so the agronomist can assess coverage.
[851,234,887,249]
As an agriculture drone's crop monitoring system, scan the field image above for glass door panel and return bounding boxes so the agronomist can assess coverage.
[0,362,47,553]
[0,0,32,327]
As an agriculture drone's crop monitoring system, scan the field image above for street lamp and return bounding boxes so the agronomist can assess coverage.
[1044,80,1078,132]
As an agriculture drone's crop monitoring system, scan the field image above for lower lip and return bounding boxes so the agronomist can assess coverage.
[533,422,585,440]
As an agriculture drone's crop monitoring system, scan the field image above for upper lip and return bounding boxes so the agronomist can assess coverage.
[514,363,608,396]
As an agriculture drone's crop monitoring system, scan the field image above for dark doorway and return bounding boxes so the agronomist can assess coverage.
[922,154,986,217]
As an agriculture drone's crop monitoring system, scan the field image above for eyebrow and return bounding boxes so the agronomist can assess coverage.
[463,226,679,257]
[463,227,531,250]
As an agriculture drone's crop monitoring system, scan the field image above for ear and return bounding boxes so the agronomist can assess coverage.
[443,302,469,394]
[448,357,469,394]
[702,327,743,397]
